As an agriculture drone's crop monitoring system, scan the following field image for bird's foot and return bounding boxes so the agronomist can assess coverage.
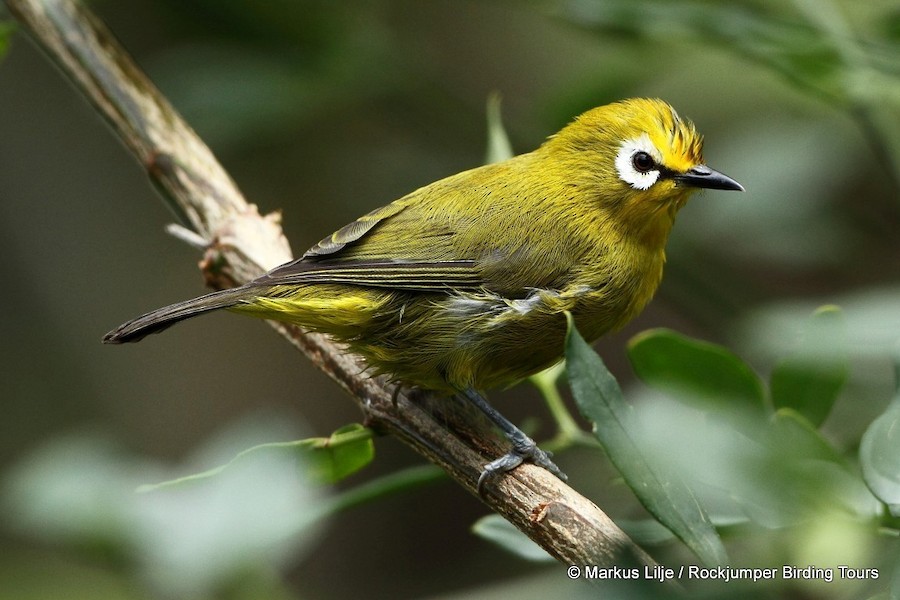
[477,431,567,494]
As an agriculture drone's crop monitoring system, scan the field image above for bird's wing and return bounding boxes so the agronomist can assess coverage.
[256,258,483,291]
[256,196,487,291]
[255,159,582,295]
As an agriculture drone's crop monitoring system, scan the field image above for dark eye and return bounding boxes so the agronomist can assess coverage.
[632,151,656,173]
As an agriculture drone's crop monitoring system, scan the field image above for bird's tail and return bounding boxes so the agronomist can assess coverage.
[103,286,257,344]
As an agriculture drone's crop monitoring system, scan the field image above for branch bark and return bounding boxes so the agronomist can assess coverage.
[5,0,656,570]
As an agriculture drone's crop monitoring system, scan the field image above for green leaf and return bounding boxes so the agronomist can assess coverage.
[302,423,376,484]
[728,410,879,526]
[769,408,844,464]
[770,306,848,427]
[799,460,882,520]
[565,315,728,566]
[138,423,374,491]
[860,396,900,517]
[484,92,514,164]
[861,343,900,515]
[471,514,554,562]
[628,328,766,418]
[768,410,883,522]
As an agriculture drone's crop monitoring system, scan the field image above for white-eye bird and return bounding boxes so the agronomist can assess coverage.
[105,98,744,489]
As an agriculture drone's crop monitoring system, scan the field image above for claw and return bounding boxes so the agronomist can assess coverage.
[477,452,525,493]
[476,435,568,494]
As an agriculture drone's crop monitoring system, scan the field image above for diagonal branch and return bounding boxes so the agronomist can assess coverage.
[5,0,655,569]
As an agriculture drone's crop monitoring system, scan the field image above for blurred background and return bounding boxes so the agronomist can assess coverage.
[0,0,898,598]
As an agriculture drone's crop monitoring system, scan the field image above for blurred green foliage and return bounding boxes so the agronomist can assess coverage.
[1,0,899,598]
[0,20,12,58]
[567,316,728,568]
[2,415,326,599]
[562,306,898,597]
[860,345,900,518]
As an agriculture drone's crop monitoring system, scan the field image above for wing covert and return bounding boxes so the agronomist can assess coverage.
[303,200,408,258]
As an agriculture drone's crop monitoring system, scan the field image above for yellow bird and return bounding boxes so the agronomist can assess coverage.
[105,98,743,489]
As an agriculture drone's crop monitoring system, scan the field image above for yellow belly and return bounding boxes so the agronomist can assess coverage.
[232,246,664,392]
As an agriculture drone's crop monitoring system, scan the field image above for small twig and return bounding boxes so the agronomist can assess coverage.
[164,223,208,249]
[5,0,656,569]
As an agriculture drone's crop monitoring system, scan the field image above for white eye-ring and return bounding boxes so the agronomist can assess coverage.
[615,133,663,190]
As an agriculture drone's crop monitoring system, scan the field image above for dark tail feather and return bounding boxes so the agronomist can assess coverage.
[103,286,255,344]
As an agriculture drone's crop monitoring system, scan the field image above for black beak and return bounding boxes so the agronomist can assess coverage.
[674,165,744,192]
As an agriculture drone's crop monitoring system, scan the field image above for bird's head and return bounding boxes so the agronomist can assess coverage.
[545,98,743,241]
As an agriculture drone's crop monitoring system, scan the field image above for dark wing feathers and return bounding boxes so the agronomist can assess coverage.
[256,259,482,291]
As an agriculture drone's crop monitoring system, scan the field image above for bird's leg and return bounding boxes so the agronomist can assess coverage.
[390,382,404,407]
[459,388,567,493]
